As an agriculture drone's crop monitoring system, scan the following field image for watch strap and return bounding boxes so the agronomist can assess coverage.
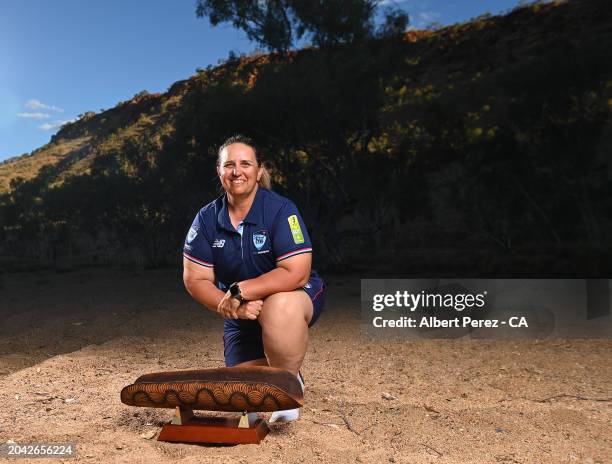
[229,282,244,303]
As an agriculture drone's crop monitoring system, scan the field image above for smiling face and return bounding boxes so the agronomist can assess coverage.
[217,142,262,198]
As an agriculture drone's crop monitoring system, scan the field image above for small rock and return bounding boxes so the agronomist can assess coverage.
[64,398,75,404]
[382,392,398,400]
[115,445,123,450]
[36,368,41,373]
[495,427,506,433]
[6,440,16,444]
[424,405,439,414]
[139,429,157,440]
[389,458,396,463]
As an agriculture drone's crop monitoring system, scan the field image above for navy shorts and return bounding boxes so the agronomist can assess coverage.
[223,276,325,367]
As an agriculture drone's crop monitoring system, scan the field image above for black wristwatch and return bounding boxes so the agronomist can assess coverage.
[229,282,244,303]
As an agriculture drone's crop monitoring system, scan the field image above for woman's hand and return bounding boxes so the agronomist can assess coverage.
[217,293,264,320]
[236,299,264,320]
[217,291,241,319]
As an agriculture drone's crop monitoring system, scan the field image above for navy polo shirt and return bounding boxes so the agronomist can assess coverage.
[183,187,318,290]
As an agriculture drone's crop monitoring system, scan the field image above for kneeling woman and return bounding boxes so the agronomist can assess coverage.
[182,135,325,422]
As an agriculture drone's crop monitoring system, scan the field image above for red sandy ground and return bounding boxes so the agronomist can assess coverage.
[0,269,610,463]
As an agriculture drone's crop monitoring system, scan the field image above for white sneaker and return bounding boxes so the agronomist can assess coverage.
[268,372,305,423]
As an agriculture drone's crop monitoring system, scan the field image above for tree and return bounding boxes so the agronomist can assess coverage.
[377,6,410,38]
[196,0,294,53]
[291,0,377,47]
[195,0,409,53]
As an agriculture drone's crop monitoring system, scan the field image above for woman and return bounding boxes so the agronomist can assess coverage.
[182,135,325,423]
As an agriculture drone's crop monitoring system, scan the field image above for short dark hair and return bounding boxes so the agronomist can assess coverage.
[218,134,258,161]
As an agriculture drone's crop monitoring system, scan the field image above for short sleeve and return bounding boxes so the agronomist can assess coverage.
[183,211,214,268]
[272,201,313,262]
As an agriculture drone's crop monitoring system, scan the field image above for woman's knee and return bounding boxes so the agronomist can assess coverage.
[259,291,311,326]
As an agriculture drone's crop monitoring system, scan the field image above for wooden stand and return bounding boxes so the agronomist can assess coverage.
[158,408,270,445]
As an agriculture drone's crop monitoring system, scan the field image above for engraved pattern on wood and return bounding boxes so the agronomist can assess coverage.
[121,380,300,412]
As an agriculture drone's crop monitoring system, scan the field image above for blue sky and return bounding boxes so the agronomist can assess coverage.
[0,0,525,162]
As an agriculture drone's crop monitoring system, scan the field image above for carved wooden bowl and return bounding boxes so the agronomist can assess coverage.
[120,366,303,412]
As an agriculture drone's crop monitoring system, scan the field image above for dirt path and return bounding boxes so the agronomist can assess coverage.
[0,269,610,463]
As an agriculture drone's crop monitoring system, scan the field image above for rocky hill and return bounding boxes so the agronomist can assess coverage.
[1,0,610,275]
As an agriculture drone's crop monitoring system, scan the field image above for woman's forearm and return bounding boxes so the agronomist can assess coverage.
[239,266,309,301]
[184,278,226,312]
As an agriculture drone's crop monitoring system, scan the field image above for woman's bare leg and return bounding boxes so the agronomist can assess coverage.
[233,357,268,367]
[258,290,313,376]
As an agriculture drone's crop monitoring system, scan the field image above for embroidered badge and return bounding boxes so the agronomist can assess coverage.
[253,232,267,250]
[287,215,304,244]
[187,227,198,243]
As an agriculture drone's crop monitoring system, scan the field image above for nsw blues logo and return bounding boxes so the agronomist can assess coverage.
[252,230,267,250]
[186,226,198,243]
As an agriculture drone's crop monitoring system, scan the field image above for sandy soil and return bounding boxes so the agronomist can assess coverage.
[0,269,610,463]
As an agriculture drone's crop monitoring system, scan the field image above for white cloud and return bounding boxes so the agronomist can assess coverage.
[18,112,50,119]
[25,99,64,113]
[38,118,76,131]
[380,0,430,9]
[414,10,441,27]
[418,11,441,21]
[19,99,73,130]
[378,0,414,5]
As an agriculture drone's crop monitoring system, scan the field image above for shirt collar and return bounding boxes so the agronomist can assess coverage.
[217,187,265,232]
[244,187,265,226]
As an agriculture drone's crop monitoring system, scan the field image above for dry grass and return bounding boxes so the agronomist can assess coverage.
[0,137,91,193]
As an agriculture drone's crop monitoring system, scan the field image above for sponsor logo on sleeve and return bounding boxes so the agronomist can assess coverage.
[287,215,305,244]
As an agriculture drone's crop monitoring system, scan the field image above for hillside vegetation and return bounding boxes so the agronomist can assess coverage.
[1,0,611,275]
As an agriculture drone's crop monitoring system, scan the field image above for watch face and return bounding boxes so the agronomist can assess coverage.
[230,283,240,296]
